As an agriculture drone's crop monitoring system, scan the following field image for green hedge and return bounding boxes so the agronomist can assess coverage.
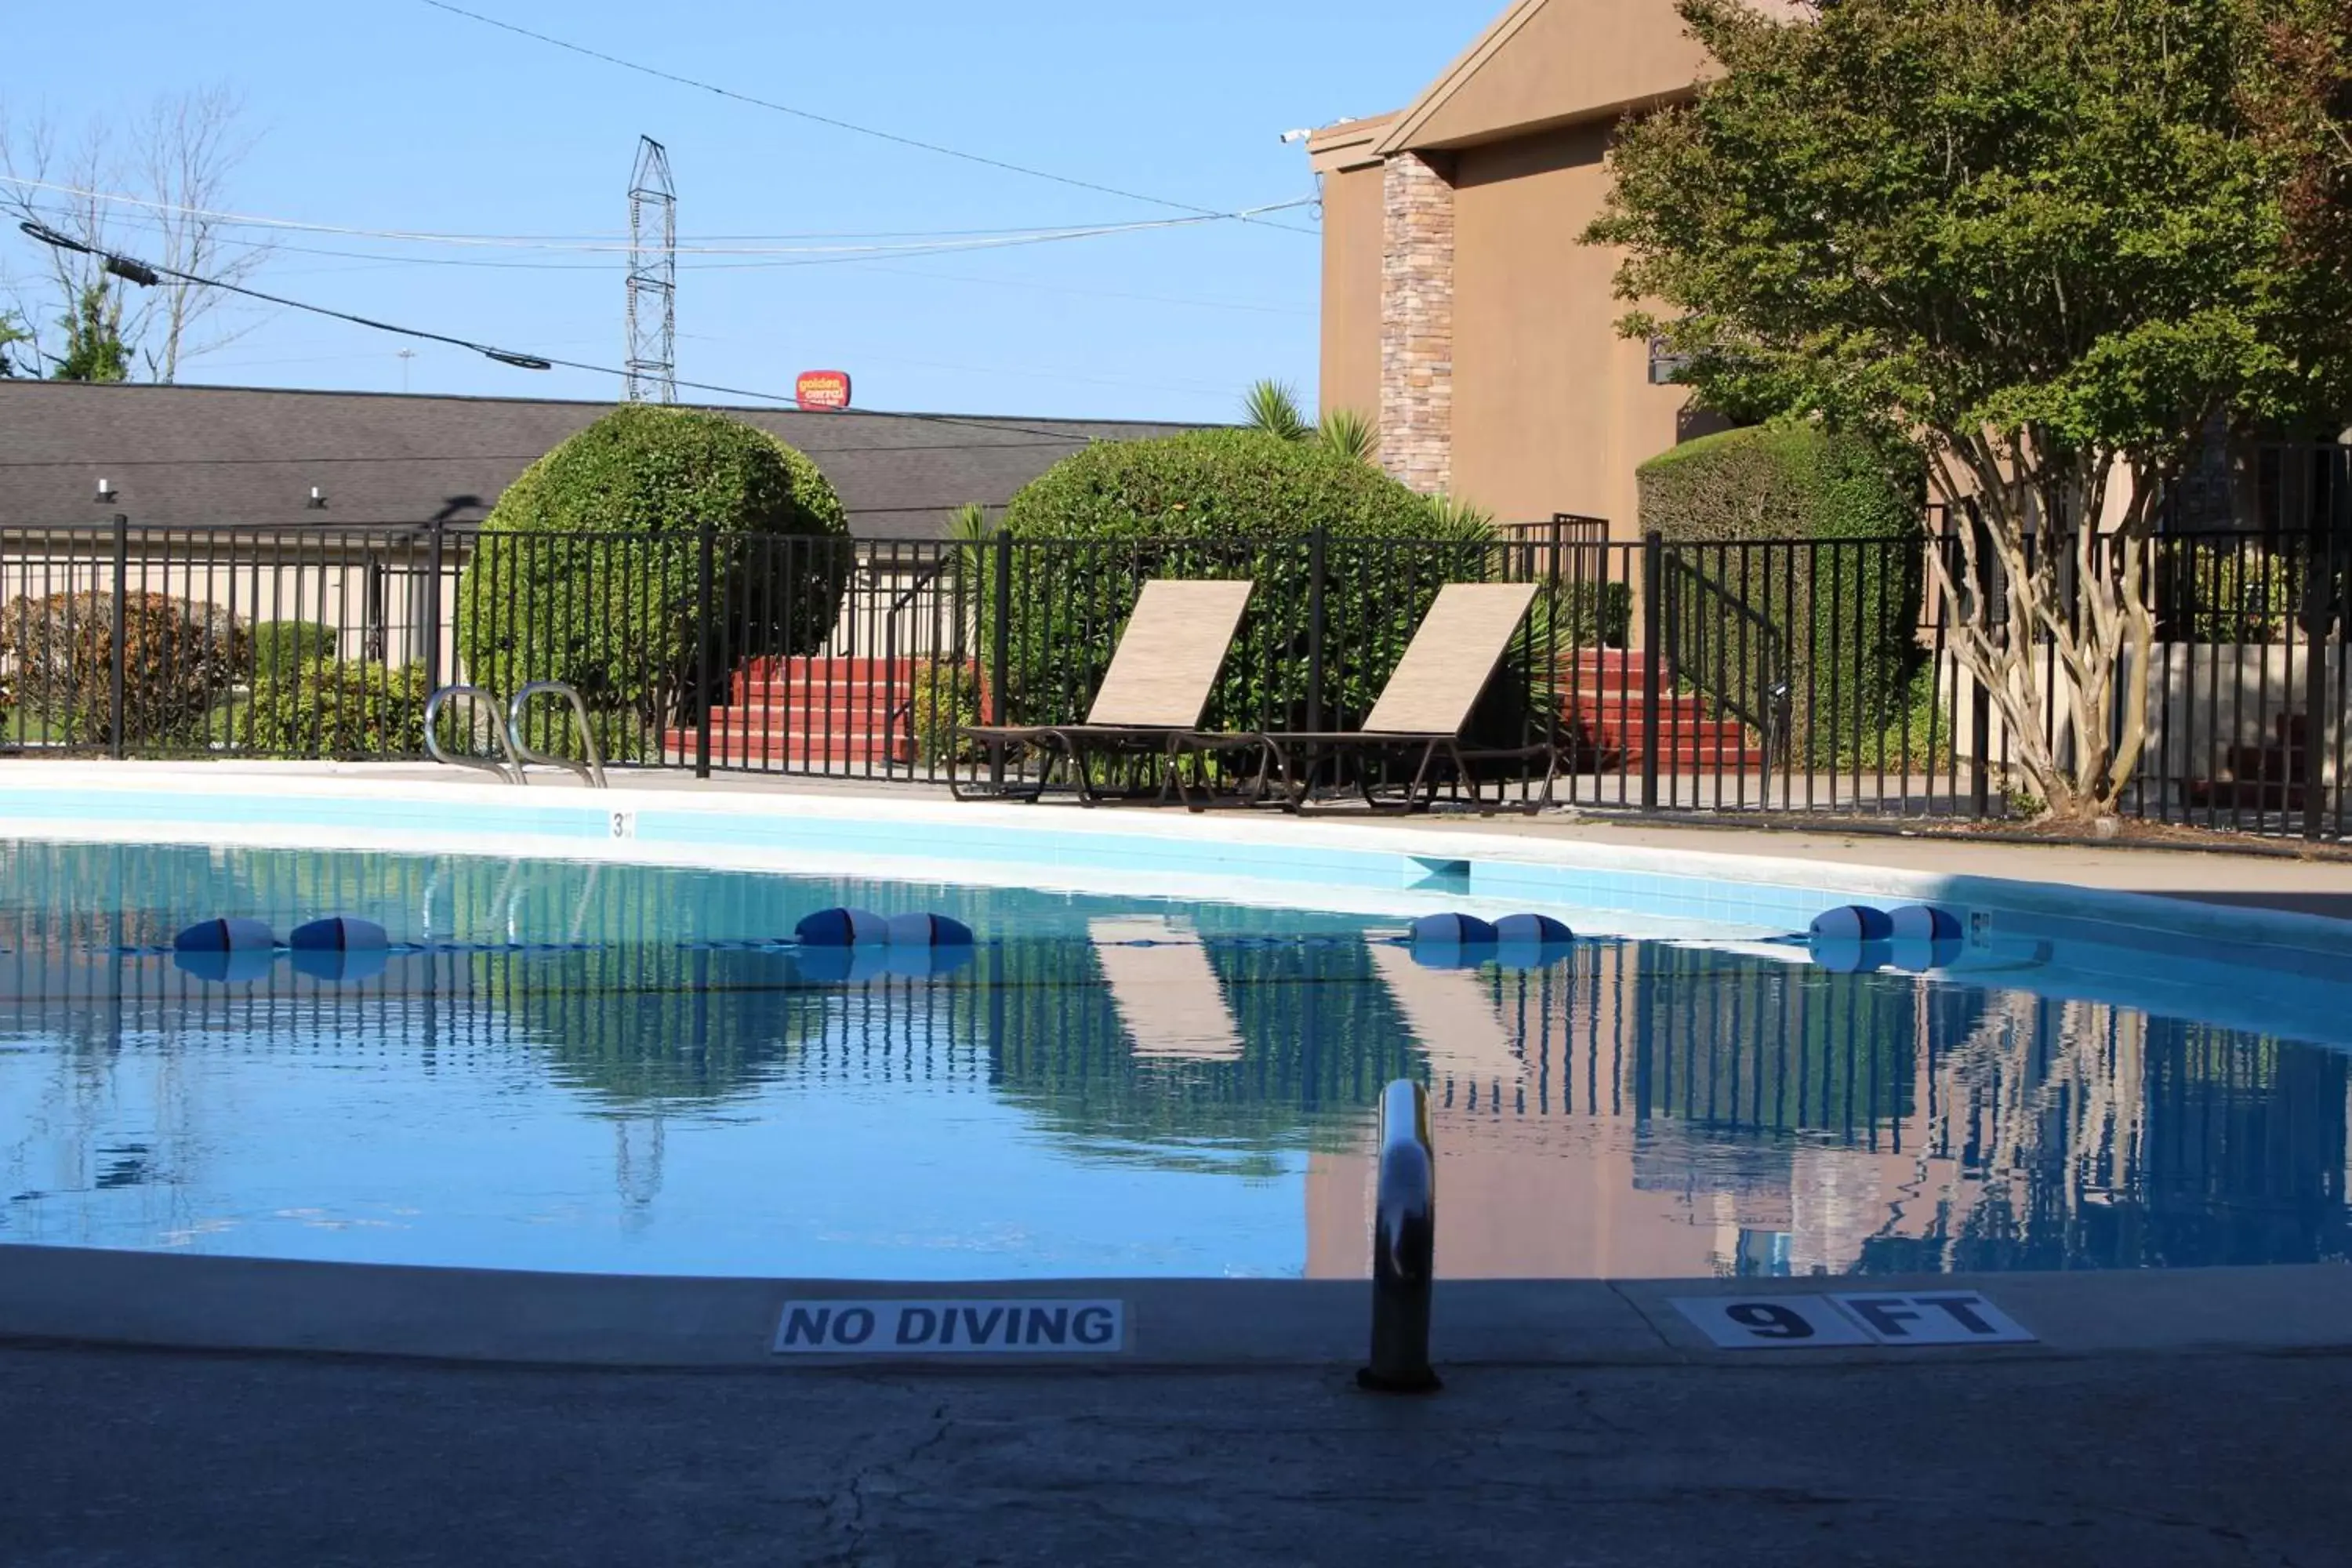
[994,430,1559,750]
[455,405,849,756]
[1639,423,1924,765]
[251,619,336,680]
[241,659,427,757]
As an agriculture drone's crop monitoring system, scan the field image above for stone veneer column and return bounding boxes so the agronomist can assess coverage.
[1378,151,1456,495]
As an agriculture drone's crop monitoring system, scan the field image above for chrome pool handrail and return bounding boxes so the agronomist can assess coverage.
[507,681,608,789]
[1357,1077,1440,1393]
[424,685,525,786]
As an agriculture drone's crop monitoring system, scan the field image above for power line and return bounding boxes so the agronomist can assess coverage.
[3,176,1313,256]
[410,0,1321,238]
[15,220,1184,445]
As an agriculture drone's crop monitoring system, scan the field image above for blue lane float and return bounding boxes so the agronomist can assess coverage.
[289,916,389,952]
[173,916,277,954]
[885,912,975,948]
[1406,912,1497,971]
[1809,905,1895,943]
[795,907,890,947]
[1887,904,1963,942]
[1408,913,1497,946]
[1494,912,1576,973]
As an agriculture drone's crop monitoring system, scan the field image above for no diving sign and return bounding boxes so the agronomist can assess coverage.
[773,1298,1127,1356]
[1669,1291,2034,1351]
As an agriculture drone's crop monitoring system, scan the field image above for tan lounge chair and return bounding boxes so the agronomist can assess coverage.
[1231,581,1554,815]
[953,579,1264,805]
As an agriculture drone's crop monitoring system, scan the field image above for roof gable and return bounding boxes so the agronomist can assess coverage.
[1373,0,1717,156]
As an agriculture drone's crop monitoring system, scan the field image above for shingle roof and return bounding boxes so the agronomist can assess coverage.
[0,380,1204,539]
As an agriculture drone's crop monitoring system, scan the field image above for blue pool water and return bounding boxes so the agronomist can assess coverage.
[1,836,2347,1279]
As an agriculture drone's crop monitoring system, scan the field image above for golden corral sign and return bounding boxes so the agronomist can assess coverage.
[795,370,851,411]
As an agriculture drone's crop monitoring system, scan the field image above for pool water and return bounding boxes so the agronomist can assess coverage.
[1,837,2346,1279]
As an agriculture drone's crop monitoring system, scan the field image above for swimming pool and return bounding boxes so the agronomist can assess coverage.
[3,831,2346,1279]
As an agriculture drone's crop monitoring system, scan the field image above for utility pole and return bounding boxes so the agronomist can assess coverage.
[626,136,677,403]
[396,348,415,394]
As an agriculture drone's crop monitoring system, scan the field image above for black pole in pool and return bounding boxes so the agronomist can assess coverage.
[1358,1078,1440,1394]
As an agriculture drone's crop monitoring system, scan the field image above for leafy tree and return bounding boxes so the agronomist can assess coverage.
[0,311,28,376]
[2,86,267,383]
[1587,0,2352,823]
[53,283,129,383]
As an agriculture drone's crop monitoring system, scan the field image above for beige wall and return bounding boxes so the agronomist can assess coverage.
[1448,123,1687,532]
[1317,161,1385,424]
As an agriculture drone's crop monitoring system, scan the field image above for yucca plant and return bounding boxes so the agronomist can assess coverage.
[1420,491,1497,541]
[1242,379,1311,442]
[1316,407,1377,465]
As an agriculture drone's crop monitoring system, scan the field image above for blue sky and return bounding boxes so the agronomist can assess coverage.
[3,1,1499,421]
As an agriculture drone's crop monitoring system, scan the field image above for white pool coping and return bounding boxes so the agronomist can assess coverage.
[5,1244,2348,1369]
[4,762,2349,961]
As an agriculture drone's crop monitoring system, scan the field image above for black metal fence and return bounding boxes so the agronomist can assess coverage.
[1,516,2344,838]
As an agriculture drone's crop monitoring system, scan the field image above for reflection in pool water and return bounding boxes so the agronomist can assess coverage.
[0,838,2344,1279]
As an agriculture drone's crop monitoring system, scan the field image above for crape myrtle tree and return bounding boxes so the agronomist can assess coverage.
[1586,0,2352,823]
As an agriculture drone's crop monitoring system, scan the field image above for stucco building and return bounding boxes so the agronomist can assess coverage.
[1307,0,1788,533]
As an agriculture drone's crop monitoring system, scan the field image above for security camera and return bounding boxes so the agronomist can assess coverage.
[1279,129,1314,145]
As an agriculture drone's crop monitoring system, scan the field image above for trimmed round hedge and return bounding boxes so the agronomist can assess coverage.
[456,405,848,753]
[992,430,1519,739]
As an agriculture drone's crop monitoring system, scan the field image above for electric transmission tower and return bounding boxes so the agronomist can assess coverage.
[626,136,676,403]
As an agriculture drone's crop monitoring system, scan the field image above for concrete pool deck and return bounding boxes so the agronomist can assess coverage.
[10,1340,2349,1566]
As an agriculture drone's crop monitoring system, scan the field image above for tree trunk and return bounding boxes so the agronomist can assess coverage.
[1923,433,2158,825]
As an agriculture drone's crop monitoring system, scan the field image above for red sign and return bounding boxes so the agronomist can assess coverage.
[795,370,852,412]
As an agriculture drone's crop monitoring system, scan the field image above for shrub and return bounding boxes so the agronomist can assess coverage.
[1639,423,1924,764]
[909,659,985,767]
[455,405,850,753]
[251,619,337,679]
[995,430,1544,746]
[0,590,246,749]
[241,659,428,758]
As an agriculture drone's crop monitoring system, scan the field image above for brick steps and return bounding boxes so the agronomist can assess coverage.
[678,654,926,769]
[1557,650,1769,771]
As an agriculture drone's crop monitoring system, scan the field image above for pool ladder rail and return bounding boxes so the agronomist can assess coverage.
[1359,1078,1440,1394]
[425,681,609,789]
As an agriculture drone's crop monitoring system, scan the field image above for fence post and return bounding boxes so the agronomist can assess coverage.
[1305,524,1328,734]
[2306,528,2332,842]
[987,535,1014,791]
[109,514,129,760]
[695,520,716,780]
[423,517,446,696]
[1640,528,1663,811]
